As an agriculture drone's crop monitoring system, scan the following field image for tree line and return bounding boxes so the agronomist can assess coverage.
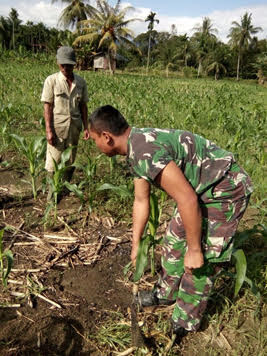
[0,0,266,81]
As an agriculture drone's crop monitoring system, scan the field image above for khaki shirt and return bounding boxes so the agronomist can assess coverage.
[41,71,89,139]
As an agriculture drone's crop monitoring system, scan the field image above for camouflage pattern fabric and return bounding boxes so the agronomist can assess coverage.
[127,127,253,331]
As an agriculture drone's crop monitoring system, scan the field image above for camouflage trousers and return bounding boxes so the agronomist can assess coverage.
[155,163,253,331]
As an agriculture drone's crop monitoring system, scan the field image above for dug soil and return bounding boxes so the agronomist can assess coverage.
[0,167,265,356]
[0,168,135,355]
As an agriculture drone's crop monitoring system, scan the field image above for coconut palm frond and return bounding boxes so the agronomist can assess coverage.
[98,30,112,48]
[73,32,99,45]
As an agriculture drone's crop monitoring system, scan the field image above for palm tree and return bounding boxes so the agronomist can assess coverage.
[192,17,218,77]
[145,11,159,73]
[73,0,140,74]
[228,12,262,80]
[207,61,227,80]
[0,16,10,49]
[52,0,95,29]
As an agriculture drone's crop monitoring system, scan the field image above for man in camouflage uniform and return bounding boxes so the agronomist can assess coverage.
[88,105,253,336]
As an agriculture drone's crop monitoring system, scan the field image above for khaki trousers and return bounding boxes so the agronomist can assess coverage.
[45,122,81,172]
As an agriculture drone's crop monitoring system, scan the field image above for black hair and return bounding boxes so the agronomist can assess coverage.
[89,105,129,136]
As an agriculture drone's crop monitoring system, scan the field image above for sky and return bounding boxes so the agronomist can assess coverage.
[0,0,267,43]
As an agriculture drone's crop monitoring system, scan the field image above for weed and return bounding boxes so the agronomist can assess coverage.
[0,229,13,288]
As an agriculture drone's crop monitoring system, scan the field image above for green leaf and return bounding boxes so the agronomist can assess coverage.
[60,146,74,166]
[133,234,153,282]
[232,249,247,297]
[10,133,27,154]
[3,249,13,281]
[64,182,84,200]
[0,229,3,254]
[244,276,261,300]
[97,183,132,198]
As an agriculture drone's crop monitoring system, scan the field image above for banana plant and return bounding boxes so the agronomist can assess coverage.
[0,229,13,288]
[10,134,46,199]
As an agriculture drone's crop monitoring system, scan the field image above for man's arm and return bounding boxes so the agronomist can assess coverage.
[44,102,56,146]
[156,161,204,272]
[80,101,89,140]
[131,178,151,265]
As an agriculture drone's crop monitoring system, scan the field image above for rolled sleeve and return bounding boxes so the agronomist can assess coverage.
[41,76,54,103]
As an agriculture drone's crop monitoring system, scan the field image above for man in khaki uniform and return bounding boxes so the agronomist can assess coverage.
[41,46,89,199]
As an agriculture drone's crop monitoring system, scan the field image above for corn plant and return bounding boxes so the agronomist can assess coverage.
[45,146,77,220]
[230,224,265,299]
[98,183,166,281]
[74,154,102,213]
[0,121,10,152]
[10,134,46,199]
[0,229,13,288]
[134,192,164,282]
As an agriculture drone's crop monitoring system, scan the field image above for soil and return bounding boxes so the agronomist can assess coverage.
[0,167,265,356]
[0,167,134,355]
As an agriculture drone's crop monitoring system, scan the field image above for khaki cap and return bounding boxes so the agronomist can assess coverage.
[56,46,76,65]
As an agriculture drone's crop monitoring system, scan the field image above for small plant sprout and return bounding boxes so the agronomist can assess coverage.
[74,154,103,213]
[0,229,13,288]
[45,146,77,220]
[10,134,46,199]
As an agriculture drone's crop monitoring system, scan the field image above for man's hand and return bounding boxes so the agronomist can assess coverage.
[46,130,56,146]
[184,249,204,274]
[83,128,90,140]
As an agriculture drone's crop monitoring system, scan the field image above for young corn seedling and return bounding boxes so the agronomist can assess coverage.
[10,134,46,199]
[133,192,166,282]
[74,154,102,213]
[230,224,265,299]
[0,229,13,288]
[98,182,167,281]
[45,146,79,220]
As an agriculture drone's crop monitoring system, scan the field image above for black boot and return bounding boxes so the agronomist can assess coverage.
[170,319,189,340]
[63,167,75,183]
[138,289,175,307]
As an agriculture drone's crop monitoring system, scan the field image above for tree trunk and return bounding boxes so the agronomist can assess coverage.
[108,51,114,75]
[236,50,241,81]
[197,59,202,77]
[146,32,151,75]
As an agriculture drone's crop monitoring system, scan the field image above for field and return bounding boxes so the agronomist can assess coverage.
[0,57,266,355]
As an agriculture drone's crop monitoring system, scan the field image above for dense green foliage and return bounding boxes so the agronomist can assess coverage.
[0,4,266,79]
[0,58,266,205]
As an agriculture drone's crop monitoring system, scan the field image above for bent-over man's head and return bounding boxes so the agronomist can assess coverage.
[89,105,130,156]
[89,105,129,136]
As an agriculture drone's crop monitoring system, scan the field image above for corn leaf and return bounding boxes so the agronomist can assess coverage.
[232,249,247,297]
[133,234,153,282]
[60,146,74,166]
[64,182,84,201]
[3,250,13,283]
[97,183,132,198]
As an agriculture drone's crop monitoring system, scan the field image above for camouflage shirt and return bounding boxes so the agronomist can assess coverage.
[127,127,235,196]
